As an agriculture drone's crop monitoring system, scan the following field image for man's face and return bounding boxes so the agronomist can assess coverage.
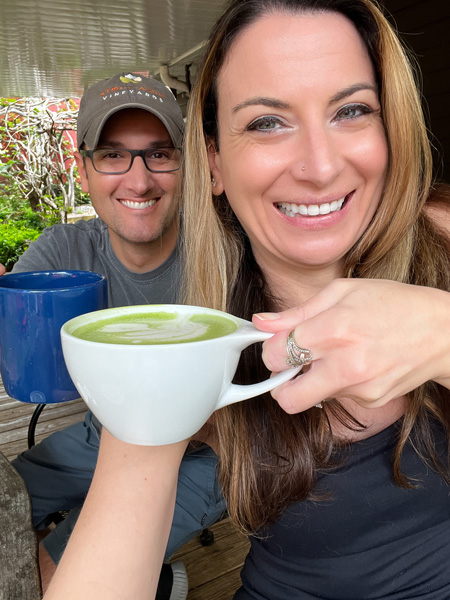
[75,108,180,249]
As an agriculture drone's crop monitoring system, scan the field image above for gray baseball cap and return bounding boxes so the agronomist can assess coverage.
[77,72,184,150]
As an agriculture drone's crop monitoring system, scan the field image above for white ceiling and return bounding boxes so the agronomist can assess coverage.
[0,0,226,102]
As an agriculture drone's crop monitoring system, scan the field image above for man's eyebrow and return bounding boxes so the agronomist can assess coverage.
[232,97,291,113]
[96,141,126,148]
[96,139,172,148]
[330,83,379,104]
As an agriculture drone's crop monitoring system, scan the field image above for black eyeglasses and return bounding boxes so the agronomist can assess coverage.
[80,147,182,174]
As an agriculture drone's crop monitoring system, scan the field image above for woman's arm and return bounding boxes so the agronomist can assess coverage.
[254,279,450,413]
[43,429,188,600]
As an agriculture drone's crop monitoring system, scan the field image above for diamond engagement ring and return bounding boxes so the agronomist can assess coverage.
[286,330,313,368]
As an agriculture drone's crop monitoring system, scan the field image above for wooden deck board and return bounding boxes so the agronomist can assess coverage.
[0,394,87,461]
[0,374,250,598]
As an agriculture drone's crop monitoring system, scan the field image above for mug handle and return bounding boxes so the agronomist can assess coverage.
[215,326,302,410]
[216,365,302,410]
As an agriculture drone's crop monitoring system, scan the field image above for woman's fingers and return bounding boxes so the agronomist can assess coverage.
[253,304,307,333]
[253,279,354,333]
[254,279,450,414]
[269,355,411,414]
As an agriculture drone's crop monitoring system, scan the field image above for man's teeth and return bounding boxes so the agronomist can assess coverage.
[278,198,345,217]
[120,199,157,209]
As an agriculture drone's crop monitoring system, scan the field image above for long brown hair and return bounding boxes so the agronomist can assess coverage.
[182,0,450,534]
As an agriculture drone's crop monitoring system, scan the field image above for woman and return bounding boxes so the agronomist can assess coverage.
[45,0,450,598]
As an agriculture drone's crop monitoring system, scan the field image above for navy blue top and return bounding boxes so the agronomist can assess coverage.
[235,422,450,599]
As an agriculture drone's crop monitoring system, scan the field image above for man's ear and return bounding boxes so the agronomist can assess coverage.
[74,151,90,193]
[207,142,224,195]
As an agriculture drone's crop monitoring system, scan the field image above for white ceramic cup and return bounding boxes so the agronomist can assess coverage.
[61,304,300,445]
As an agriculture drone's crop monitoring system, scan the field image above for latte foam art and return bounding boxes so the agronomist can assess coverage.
[71,310,238,345]
[98,316,211,344]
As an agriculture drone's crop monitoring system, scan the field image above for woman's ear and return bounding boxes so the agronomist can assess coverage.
[207,142,225,195]
[74,152,90,193]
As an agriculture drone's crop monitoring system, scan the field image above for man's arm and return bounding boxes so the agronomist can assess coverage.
[43,430,188,600]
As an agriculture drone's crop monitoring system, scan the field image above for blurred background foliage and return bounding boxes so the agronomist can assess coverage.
[0,97,91,270]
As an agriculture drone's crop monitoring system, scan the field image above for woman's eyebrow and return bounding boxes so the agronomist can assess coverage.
[232,97,291,113]
[231,84,378,114]
[330,83,379,103]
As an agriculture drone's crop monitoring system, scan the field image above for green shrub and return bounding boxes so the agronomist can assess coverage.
[0,182,62,230]
[0,170,91,270]
[0,222,41,271]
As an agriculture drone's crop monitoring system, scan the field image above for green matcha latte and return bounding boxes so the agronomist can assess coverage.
[71,310,238,345]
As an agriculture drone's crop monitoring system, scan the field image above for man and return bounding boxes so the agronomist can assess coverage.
[8,73,225,599]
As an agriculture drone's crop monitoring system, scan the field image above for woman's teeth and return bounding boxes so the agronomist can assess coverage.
[120,199,157,209]
[277,197,345,217]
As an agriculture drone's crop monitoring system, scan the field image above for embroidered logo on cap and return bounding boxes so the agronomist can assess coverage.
[119,74,143,84]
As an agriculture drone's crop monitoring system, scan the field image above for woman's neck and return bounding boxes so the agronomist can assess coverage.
[330,396,407,442]
[257,253,344,308]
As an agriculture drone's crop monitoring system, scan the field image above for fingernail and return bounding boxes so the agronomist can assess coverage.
[254,312,281,321]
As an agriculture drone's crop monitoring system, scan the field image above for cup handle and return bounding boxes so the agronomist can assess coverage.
[216,365,302,410]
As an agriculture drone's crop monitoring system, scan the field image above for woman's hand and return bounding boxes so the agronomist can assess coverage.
[253,279,450,414]
[0,264,5,276]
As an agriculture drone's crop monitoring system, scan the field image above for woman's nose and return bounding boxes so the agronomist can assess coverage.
[290,126,343,187]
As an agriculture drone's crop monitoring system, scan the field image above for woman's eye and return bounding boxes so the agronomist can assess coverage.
[336,104,372,120]
[246,116,284,131]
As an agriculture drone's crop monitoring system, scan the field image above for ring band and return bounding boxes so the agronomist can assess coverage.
[286,330,313,368]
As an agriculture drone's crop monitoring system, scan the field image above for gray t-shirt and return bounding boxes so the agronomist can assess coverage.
[12,217,181,307]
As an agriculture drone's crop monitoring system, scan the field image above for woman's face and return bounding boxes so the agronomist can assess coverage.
[209,11,388,279]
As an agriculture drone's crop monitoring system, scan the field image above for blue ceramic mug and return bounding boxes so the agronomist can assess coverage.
[0,270,107,403]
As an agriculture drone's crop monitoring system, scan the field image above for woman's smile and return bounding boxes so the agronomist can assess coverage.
[277,195,347,218]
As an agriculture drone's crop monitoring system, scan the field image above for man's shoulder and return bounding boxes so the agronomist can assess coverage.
[42,218,107,241]
[51,217,106,234]
[12,217,110,273]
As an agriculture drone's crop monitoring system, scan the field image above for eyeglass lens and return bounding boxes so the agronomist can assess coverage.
[92,148,181,173]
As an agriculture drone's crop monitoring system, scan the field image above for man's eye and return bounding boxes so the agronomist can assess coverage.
[246,116,283,131]
[147,148,177,161]
[98,151,126,160]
